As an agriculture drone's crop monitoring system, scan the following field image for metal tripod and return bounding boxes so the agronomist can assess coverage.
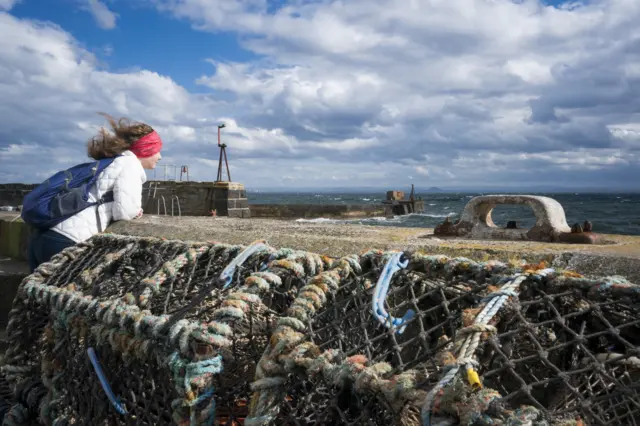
[216,124,232,182]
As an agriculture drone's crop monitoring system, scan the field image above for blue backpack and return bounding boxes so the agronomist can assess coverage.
[21,157,120,231]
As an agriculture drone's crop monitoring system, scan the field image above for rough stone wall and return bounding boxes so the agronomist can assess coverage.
[0,180,222,215]
[211,181,250,218]
[142,180,251,217]
[142,181,219,216]
[143,181,384,219]
[0,184,36,207]
[0,180,249,218]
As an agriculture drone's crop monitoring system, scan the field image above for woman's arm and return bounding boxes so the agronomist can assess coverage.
[112,159,144,221]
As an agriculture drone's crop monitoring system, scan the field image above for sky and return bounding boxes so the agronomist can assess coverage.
[1,0,640,191]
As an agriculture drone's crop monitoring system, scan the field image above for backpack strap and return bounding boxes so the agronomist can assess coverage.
[89,158,119,233]
[95,191,114,233]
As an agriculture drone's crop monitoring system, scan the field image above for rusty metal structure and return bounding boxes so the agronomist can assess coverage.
[152,164,191,182]
[383,184,425,216]
[216,123,232,182]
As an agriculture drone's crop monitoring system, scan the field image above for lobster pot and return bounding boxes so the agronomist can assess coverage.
[3,234,231,382]
[248,253,640,426]
[3,234,337,425]
[194,247,335,424]
[477,272,640,425]
[0,235,148,422]
[2,235,255,424]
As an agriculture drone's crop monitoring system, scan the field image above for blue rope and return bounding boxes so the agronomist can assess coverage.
[87,347,127,415]
[189,388,217,426]
[219,242,269,289]
[372,252,414,334]
[258,253,276,272]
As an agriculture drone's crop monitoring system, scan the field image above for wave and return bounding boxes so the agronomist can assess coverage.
[421,213,456,218]
[294,212,455,225]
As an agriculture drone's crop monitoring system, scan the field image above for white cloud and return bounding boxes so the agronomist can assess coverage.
[0,0,18,12]
[85,0,118,30]
[3,0,640,190]
[415,166,429,176]
[179,0,640,189]
[0,12,205,180]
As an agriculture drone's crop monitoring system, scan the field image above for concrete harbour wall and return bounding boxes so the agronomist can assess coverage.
[0,184,36,207]
[2,213,640,283]
[143,180,250,218]
[1,182,384,220]
[249,203,386,219]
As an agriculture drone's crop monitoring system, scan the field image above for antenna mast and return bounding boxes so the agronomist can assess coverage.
[216,123,232,182]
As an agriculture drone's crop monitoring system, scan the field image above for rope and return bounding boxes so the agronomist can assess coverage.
[87,347,127,415]
[248,249,622,425]
[421,268,556,426]
[371,251,415,334]
[218,240,272,289]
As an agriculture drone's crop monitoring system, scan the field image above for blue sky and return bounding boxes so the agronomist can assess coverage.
[8,0,258,91]
[1,0,639,191]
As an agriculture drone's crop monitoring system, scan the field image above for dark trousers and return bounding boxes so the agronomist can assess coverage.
[28,229,75,272]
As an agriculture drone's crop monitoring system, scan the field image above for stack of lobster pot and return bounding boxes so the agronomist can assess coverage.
[1,235,640,426]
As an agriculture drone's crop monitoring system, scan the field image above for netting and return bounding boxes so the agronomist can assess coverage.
[0,234,334,425]
[248,252,640,426]
[2,234,640,426]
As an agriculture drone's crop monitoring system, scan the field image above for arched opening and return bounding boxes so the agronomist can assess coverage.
[485,204,538,229]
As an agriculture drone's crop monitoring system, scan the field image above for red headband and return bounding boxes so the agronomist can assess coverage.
[129,130,163,158]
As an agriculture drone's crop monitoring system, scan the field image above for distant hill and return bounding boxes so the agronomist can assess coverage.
[425,187,444,192]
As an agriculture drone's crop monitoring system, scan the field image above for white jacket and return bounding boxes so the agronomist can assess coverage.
[53,150,147,243]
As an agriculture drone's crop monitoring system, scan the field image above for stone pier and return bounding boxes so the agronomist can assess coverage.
[212,181,250,218]
[142,180,250,218]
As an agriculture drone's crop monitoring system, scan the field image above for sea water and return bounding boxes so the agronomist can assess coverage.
[248,192,640,236]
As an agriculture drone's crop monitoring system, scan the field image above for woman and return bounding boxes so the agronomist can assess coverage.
[27,113,163,272]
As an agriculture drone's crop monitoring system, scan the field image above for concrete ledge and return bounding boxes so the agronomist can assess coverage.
[3,212,640,283]
[213,181,245,191]
[106,215,640,283]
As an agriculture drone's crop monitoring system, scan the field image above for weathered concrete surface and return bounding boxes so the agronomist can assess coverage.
[105,215,640,283]
[2,211,640,282]
[435,195,602,243]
